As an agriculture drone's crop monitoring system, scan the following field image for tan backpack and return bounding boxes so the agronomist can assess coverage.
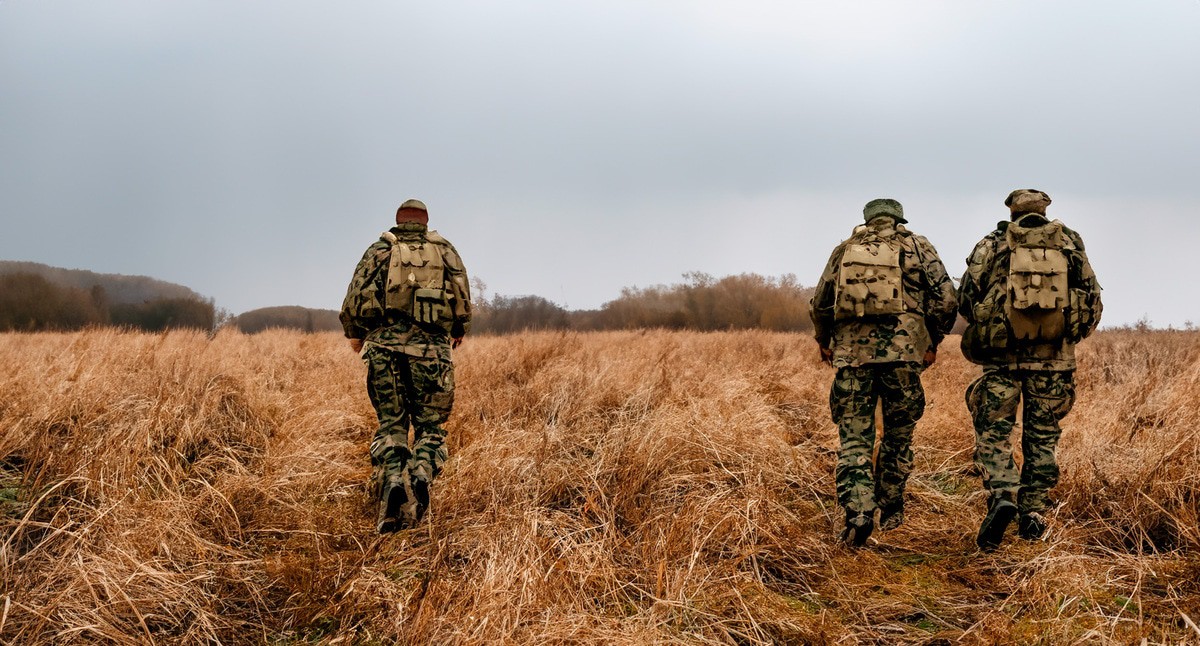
[1005,219,1069,342]
[834,225,906,319]
[381,230,456,333]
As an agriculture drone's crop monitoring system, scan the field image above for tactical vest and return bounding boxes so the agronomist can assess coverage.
[380,230,458,334]
[1005,219,1069,342]
[834,224,907,319]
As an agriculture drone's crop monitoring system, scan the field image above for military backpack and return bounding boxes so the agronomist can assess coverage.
[1005,218,1069,342]
[378,230,464,334]
[834,224,907,319]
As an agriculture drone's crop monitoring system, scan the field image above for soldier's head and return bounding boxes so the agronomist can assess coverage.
[862,198,907,224]
[1004,189,1051,218]
[396,198,429,225]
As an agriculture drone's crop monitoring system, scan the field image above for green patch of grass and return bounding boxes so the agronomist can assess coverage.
[1110,595,1139,615]
[914,618,940,633]
[782,592,826,615]
[0,471,23,518]
[270,617,342,644]
[385,567,427,583]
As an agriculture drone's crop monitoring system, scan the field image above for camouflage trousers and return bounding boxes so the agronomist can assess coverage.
[364,345,455,500]
[966,368,1075,514]
[830,363,926,515]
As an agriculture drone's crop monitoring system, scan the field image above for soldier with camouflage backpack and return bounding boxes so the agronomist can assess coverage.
[809,198,958,546]
[959,189,1102,551]
[341,199,472,534]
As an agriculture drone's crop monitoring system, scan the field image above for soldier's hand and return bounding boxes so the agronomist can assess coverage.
[819,347,834,366]
[452,336,464,349]
[349,338,364,353]
[923,349,937,367]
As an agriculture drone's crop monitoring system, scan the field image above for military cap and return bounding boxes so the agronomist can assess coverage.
[398,198,428,212]
[863,198,906,224]
[1005,189,1051,214]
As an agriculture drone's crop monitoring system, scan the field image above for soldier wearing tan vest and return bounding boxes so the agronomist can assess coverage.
[809,198,958,546]
[340,199,472,533]
[959,189,1102,550]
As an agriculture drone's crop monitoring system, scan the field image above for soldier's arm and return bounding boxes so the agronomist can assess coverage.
[1066,229,1103,337]
[957,239,992,322]
[914,236,958,348]
[439,240,473,340]
[340,242,388,341]
[808,245,843,350]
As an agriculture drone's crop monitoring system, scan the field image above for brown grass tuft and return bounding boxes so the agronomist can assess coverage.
[1,328,1198,643]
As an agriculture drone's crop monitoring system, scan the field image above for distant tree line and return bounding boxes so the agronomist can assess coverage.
[471,273,818,335]
[0,260,207,303]
[0,266,962,337]
[229,306,342,334]
[0,273,215,332]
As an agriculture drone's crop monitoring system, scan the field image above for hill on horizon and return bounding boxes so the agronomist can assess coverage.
[0,260,207,305]
[230,305,342,333]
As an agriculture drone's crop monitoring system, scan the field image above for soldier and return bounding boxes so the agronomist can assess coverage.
[810,198,958,546]
[340,199,472,534]
[959,189,1101,551]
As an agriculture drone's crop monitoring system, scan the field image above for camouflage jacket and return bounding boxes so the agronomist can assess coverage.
[809,219,958,368]
[958,214,1102,371]
[340,222,472,357]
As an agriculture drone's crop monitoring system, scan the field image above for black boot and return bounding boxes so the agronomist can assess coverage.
[412,476,430,524]
[839,512,874,547]
[376,474,409,534]
[976,497,1017,551]
[1018,512,1047,540]
[878,502,905,531]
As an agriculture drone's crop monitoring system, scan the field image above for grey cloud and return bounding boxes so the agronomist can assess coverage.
[1,1,1197,322]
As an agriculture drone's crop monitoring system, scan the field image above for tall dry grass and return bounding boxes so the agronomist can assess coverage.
[1,328,1198,644]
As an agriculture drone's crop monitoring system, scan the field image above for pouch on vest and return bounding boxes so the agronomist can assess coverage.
[1005,220,1068,342]
[835,233,905,319]
[414,288,448,325]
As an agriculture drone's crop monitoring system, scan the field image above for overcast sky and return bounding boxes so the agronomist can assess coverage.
[2,1,1197,326]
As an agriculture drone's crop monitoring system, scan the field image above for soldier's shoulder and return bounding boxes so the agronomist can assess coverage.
[827,237,854,262]
[904,229,936,249]
[1055,220,1087,251]
[426,230,456,248]
[980,224,1009,247]
[966,231,1001,265]
[363,237,392,256]
[426,230,467,267]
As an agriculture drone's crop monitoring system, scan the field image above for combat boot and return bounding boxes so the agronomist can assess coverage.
[839,511,874,547]
[878,503,905,531]
[376,473,410,534]
[976,496,1017,551]
[410,465,432,524]
[1018,512,1047,540]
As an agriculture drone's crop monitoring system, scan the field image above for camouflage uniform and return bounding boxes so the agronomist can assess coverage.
[810,199,958,542]
[959,189,1101,547]
[341,208,471,532]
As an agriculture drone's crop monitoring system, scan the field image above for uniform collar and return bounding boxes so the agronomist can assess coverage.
[391,222,428,236]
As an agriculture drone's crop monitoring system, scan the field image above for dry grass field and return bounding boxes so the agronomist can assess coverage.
[1,328,1198,644]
